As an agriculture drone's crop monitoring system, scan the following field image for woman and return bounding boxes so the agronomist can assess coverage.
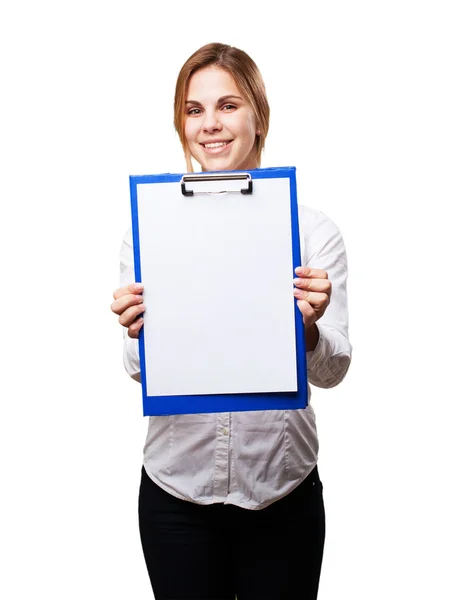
[111,42,351,600]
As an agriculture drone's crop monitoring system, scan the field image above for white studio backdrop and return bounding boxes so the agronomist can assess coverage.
[1,1,448,598]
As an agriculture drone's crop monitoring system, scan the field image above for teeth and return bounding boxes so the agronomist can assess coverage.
[204,142,228,148]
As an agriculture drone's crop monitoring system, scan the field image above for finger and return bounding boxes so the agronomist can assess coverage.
[293,277,332,295]
[296,299,316,328]
[293,289,330,309]
[113,282,144,301]
[111,293,144,316]
[118,303,146,328]
[294,266,328,279]
[128,317,144,339]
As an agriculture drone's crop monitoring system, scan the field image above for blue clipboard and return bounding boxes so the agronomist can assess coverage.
[129,166,308,416]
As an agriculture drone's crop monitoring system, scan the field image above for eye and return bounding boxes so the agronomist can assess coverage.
[222,104,236,111]
[187,107,202,116]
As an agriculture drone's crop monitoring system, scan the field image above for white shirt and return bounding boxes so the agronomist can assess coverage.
[119,204,351,510]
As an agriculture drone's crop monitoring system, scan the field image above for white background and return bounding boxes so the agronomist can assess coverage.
[1,1,448,598]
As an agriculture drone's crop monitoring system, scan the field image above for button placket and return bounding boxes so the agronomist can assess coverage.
[213,413,231,500]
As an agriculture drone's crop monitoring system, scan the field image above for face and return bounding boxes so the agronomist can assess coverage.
[184,66,259,172]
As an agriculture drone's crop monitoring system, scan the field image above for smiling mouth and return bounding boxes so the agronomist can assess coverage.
[201,140,233,151]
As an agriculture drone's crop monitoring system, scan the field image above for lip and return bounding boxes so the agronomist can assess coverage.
[200,139,233,155]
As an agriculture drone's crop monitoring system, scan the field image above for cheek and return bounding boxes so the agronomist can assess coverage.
[240,115,257,143]
[184,120,197,144]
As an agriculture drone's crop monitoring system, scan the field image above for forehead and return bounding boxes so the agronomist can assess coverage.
[186,66,241,100]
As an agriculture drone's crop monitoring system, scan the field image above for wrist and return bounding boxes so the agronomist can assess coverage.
[305,323,319,352]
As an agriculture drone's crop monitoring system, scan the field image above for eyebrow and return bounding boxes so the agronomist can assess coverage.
[185,94,243,105]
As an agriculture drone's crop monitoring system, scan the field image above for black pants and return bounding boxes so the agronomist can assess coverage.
[138,466,325,600]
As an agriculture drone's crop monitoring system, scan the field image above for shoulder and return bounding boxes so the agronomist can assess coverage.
[123,226,133,246]
[119,226,134,270]
[299,204,340,234]
[298,205,346,265]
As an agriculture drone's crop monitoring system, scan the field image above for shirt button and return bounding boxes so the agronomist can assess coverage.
[222,428,229,436]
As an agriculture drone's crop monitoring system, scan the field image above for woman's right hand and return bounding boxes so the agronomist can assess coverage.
[111,283,145,338]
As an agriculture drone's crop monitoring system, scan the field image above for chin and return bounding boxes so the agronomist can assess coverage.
[202,159,236,172]
[205,156,253,172]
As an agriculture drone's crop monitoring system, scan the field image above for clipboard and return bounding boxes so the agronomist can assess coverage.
[129,166,308,416]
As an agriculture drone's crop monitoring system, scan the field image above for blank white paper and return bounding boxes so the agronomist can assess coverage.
[136,176,298,396]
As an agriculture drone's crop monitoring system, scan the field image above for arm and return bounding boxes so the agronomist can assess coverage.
[112,228,143,382]
[295,211,352,389]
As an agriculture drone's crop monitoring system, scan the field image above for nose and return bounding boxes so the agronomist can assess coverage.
[201,110,222,133]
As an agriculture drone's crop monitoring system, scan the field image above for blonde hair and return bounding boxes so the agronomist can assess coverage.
[174,43,270,172]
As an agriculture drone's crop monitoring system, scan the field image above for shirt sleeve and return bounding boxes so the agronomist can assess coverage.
[303,211,352,388]
[119,228,141,382]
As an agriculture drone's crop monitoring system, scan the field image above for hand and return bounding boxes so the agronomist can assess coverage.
[111,283,145,338]
[293,266,331,329]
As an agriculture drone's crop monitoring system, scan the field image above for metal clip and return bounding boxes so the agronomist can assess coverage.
[181,172,253,196]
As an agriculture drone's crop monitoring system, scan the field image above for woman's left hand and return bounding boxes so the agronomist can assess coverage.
[293,266,332,328]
